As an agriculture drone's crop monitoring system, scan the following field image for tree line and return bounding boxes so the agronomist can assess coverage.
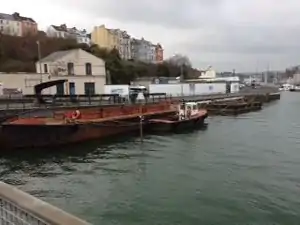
[0,33,199,84]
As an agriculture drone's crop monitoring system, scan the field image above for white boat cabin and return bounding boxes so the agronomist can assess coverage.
[279,83,293,91]
[178,102,199,120]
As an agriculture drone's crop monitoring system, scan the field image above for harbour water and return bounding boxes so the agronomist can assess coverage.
[1,91,300,225]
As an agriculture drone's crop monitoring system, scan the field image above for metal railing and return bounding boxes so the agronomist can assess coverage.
[0,87,280,111]
[0,181,90,225]
[0,93,174,110]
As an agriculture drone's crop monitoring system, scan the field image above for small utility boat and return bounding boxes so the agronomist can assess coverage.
[148,101,208,132]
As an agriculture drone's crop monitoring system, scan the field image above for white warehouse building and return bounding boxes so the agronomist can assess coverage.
[0,49,107,95]
[35,48,106,95]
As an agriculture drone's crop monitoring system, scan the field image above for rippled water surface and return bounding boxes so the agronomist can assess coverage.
[1,92,300,225]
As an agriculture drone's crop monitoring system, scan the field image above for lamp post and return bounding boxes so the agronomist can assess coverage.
[180,64,185,96]
[37,40,42,83]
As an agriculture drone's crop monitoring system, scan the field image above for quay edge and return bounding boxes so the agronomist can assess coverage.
[0,91,281,123]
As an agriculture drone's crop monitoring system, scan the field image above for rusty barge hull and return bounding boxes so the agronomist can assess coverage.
[0,119,138,149]
[0,102,176,149]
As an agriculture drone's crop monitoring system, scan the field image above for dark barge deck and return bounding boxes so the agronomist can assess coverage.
[204,100,262,115]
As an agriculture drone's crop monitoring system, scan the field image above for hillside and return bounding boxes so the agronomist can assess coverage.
[0,33,198,84]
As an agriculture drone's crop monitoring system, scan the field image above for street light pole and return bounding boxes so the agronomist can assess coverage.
[180,64,184,96]
[37,40,42,83]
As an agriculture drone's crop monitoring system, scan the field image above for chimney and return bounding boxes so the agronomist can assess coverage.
[12,12,20,18]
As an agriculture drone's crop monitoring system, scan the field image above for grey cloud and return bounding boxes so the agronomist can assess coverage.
[188,44,300,55]
[182,25,300,54]
[54,0,225,29]
[170,24,300,71]
[51,0,300,71]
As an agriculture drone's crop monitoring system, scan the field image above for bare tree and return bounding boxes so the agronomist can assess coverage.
[166,54,192,67]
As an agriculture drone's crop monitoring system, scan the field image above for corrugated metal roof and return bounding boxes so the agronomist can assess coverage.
[37,49,77,63]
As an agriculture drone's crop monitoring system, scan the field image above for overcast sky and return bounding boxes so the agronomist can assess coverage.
[3,0,300,72]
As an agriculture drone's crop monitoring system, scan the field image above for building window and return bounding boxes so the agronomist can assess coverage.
[67,62,74,75]
[44,64,48,73]
[85,63,92,75]
[84,82,95,95]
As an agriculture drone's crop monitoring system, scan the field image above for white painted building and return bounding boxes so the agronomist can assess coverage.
[199,67,217,79]
[47,24,91,45]
[149,83,227,96]
[292,74,300,85]
[150,44,156,63]
[35,48,106,95]
[67,27,91,45]
[121,31,132,60]
[0,13,22,36]
[131,38,156,63]
[0,50,106,95]
[46,25,69,39]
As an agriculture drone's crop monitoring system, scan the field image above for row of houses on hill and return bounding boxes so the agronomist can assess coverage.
[0,11,164,65]
[91,25,163,64]
[0,12,37,36]
[47,24,164,64]
[46,24,91,45]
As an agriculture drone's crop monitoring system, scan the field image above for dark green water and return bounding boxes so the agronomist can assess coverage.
[1,92,300,225]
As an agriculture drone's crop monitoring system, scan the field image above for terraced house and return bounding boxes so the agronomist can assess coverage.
[46,24,91,45]
[131,38,156,63]
[92,24,164,63]
[155,43,164,63]
[0,12,37,36]
[91,25,116,50]
[91,25,132,60]
[109,29,132,60]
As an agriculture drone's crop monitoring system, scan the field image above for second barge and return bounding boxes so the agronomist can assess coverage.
[148,102,208,132]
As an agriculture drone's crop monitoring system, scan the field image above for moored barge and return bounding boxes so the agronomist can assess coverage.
[148,102,208,132]
[206,99,262,115]
[0,102,177,149]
